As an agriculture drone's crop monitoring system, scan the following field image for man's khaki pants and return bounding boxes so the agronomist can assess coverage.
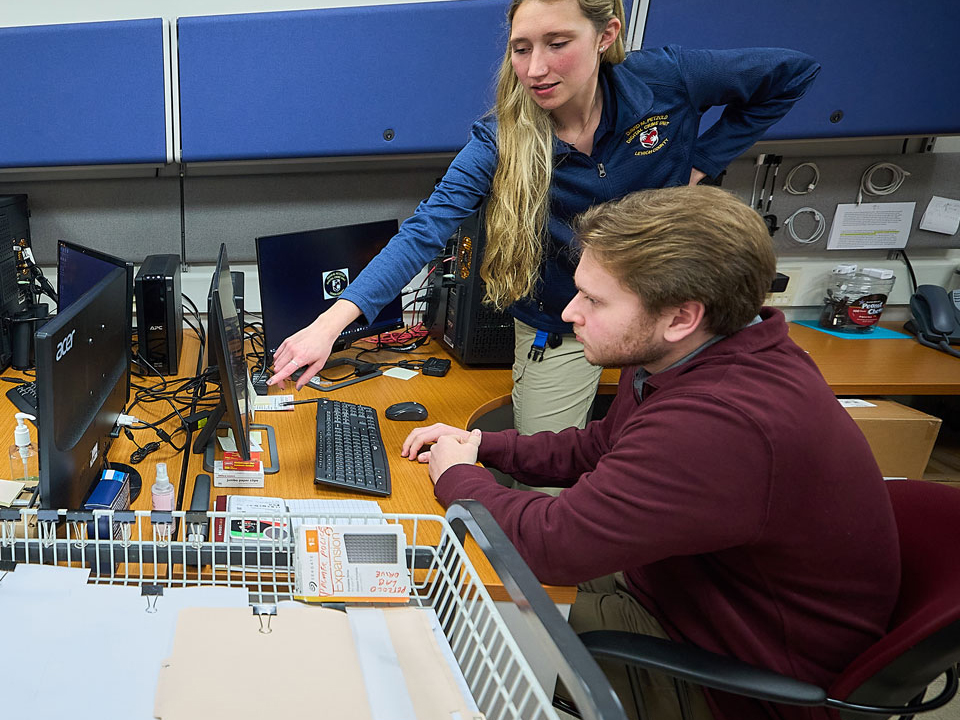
[567,574,715,720]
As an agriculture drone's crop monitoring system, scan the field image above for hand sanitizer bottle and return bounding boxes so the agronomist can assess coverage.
[151,462,175,511]
[8,413,39,487]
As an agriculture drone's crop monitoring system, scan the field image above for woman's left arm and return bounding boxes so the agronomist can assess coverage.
[679,47,821,178]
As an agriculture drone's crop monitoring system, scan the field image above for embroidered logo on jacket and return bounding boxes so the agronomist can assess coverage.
[638,127,660,148]
[625,114,671,156]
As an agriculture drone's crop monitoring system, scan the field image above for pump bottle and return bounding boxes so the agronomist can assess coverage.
[9,412,39,486]
[151,462,175,511]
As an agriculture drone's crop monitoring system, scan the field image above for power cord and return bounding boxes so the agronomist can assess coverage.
[857,162,910,204]
[898,249,919,294]
[244,314,269,384]
[182,294,205,350]
[124,427,162,464]
[783,162,820,195]
[784,207,826,245]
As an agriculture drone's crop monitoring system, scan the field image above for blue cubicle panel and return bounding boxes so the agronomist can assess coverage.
[178,0,510,162]
[639,0,960,140]
[0,19,168,168]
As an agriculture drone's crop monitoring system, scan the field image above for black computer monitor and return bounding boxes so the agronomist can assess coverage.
[255,219,405,364]
[193,244,251,461]
[35,267,129,510]
[57,240,135,400]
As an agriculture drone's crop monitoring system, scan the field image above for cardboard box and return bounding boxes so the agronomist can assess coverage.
[212,460,264,487]
[844,400,941,479]
[294,524,409,603]
[84,468,132,540]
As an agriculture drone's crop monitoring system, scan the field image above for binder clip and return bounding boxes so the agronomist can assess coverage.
[38,509,59,548]
[142,584,164,613]
[253,604,277,634]
[0,559,15,584]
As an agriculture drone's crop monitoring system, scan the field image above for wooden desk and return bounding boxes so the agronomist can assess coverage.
[0,333,575,600]
[4,319,952,602]
[787,322,960,396]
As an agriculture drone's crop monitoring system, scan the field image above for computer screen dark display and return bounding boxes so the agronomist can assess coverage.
[193,244,251,460]
[36,267,129,509]
[57,241,132,311]
[255,219,404,361]
[57,240,135,400]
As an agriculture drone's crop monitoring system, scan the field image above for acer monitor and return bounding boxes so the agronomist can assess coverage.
[36,267,129,509]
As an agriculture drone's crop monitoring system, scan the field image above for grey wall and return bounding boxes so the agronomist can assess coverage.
[5,148,958,268]
[722,152,960,255]
[181,163,450,263]
[0,157,453,265]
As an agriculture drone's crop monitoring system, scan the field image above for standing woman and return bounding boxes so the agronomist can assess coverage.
[269,0,819,437]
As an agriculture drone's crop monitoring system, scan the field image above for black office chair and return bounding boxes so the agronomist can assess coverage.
[573,479,960,719]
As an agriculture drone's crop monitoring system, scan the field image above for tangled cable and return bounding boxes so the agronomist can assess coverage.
[783,162,820,195]
[784,207,826,245]
[858,162,910,204]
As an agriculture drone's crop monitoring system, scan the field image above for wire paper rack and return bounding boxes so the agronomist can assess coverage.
[0,501,625,720]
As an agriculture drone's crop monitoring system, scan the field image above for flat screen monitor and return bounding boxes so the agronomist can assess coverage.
[193,244,251,461]
[255,219,404,363]
[57,240,135,401]
[36,267,129,509]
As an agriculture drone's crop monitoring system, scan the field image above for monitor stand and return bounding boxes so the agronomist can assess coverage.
[199,422,279,475]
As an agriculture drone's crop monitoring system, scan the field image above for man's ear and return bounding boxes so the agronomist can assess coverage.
[661,300,706,343]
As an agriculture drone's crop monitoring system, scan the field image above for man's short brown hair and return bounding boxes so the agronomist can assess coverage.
[575,186,776,335]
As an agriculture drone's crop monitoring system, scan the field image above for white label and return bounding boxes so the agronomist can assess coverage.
[837,399,877,408]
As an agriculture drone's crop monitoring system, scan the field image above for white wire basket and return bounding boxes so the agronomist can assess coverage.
[0,501,625,720]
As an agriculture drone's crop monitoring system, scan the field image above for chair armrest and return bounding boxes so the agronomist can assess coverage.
[446,500,628,720]
[580,630,827,706]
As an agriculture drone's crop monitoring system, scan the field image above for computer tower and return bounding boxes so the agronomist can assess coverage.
[135,254,183,375]
[428,211,514,366]
[0,195,30,371]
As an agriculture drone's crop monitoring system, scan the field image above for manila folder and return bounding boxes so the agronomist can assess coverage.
[155,605,372,720]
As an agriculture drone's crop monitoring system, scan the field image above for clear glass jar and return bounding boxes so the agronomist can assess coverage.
[819,267,896,333]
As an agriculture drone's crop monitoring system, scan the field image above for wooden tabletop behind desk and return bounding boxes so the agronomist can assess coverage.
[787,321,960,396]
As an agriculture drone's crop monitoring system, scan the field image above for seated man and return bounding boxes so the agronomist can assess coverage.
[402,186,900,720]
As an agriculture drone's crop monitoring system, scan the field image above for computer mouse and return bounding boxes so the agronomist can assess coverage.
[384,401,428,421]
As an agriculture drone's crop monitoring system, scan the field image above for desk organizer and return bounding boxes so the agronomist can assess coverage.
[0,502,622,720]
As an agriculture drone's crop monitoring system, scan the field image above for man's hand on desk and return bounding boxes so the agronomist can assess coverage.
[401,424,482,485]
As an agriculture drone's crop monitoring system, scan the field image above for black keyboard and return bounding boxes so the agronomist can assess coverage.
[6,381,38,415]
[315,398,391,497]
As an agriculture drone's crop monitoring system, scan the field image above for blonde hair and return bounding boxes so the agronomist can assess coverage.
[481,0,626,309]
[575,186,777,335]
